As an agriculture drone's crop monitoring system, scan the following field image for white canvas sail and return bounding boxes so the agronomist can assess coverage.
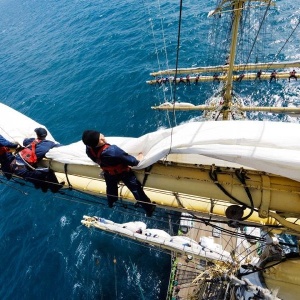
[2,102,300,183]
[48,119,300,182]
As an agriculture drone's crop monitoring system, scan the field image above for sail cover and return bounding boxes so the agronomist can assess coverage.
[1,103,300,182]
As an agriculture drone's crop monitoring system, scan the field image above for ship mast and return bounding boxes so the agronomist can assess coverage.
[147,0,300,118]
[222,0,245,120]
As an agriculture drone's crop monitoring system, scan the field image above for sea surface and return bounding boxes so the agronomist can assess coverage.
[0,0,299,299]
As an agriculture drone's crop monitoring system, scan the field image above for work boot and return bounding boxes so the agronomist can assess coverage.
[108,198,118,208]
[50,181,65,193]
[143,202,156,217]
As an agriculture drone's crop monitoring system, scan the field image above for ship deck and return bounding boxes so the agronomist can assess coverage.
[169,213,257,299]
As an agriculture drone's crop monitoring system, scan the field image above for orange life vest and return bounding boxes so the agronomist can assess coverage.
[19,139,41,165]
[89,144,130,175]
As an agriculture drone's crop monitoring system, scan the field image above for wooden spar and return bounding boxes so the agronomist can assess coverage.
[146,72,298,84]
[81,216,232,263]
[149,61,300,77]
[46,159,300,215]
[239,106,300,114]
[222,0,245,120]
[81,216,234,262]
[151,104,300,114]
[151,104,217,111]
[42,159,300,234]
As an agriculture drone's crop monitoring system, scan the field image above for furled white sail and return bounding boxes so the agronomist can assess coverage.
[1,102,300,183]
[48,119,300,182]
[0,103,57,144]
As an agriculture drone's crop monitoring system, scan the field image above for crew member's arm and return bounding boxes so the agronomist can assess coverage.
[114,146,140,166]
[0,135,19,148]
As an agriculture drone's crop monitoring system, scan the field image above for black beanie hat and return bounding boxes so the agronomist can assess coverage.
[82,130,100,147]
[35,127,47,138]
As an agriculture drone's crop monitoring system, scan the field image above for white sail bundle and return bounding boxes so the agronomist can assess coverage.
[81,216,232,262]
[0,103,57,144]
[47,119,300,183]
[1,102,300,182]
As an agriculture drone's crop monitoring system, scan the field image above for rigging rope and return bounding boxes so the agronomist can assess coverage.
[145,7,166,86]
[0,173,29,195]
[172,0,183,106]
[88,214,292,285]
[269,16,300,68]
[3,167,289,280]
[129,257,145,300]
[113,256,118,299]
[157,0,175,98]
[241,1,300,75]
[209,168,255,221]
[142,0,174,128]
[242,0,272,72]
[1,168,293,271]
[166,0,184,157]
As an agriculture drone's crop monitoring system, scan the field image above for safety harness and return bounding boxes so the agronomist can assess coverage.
[89,144,130,175]
[19,139,41,166]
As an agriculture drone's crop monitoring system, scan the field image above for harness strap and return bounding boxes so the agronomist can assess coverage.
[18,156,36,170]
[141,165,153,187]
[174,192,185,208]
[19,139,41,167]
[89,144,110,160]
[89,144,130,175]
[64,164,73,189]
[101,164,130,175]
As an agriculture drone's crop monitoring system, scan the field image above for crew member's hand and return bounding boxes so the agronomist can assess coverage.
[15,144,25,152]
[137,152,144,161]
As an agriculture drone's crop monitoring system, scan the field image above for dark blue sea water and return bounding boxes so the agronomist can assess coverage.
[0,0,299,299]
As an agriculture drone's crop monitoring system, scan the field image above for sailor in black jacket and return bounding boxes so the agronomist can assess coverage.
[82,130,156,217]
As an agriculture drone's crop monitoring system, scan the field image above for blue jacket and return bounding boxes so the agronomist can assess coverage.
[23,138,61,160]
[86,144,139,168]
[0,135,18,148]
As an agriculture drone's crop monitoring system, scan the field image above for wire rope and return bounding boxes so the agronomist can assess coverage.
[165,0,184,158]
[113,256,118,299]
[129,256,145,300]
[242,0,272,72]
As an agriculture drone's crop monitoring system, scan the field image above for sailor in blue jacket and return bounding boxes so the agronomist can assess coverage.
[0,134,19,179]
[11,128,63,193]
[82,130,156,217]
[22,130,60,160]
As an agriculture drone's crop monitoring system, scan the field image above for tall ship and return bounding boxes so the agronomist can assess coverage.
[1,0,300,299]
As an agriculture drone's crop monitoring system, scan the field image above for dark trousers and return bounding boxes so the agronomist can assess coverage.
[0,153,15,179]
[104,170,151,209]
[13,166,62,193]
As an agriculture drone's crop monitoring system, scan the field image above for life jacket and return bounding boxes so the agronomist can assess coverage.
[0,146,9,156]
[19,139,41,165]
[89,144,130,175]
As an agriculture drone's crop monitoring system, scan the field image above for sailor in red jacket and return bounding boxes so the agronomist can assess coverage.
[82,130,156,217]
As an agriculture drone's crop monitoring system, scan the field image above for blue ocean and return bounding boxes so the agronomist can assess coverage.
[0,0,299,299]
